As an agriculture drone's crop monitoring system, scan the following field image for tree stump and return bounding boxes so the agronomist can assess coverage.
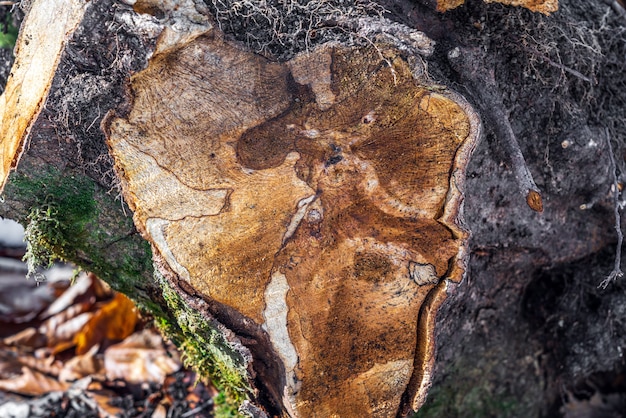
[1,0,625,416]
[104,23,480,415]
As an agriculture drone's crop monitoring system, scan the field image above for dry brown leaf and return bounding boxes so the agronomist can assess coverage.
[59,344,104,383]
[39,273,93,320]
[16,350,62,378]
[0,348,22,378]
[88,272,114,300]
[43,311,93,353]
[74,293,138,355]
[2,327,40,347]
[104,329,180,384]
[0,365,69,396]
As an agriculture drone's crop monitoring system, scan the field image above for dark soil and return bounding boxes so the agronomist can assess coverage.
[379,0,626,416]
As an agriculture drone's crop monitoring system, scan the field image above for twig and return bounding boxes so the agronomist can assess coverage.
[600,127,623,288]
[448,47,543,212]
[180,400,214,417]
[602,0,626,18]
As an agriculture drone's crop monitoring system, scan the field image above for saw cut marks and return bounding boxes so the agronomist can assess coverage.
[106,30,480,416]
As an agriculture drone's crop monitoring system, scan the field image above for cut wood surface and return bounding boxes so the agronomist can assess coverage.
[0,0,87,192]
[3,0,623,416]
[105,26,480,416]
[437,0,558,13]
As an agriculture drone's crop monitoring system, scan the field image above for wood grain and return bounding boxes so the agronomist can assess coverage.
[105,29,480,416]
[437,0,558,13]
[0,0,87,192]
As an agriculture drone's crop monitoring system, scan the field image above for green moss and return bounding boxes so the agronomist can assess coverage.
[5,166,250,412]
[213,392,241,418]
[15,171,97,273]
[6,167,153,301]
[0,13,18,49]
[22,204,64,276]
[154,268,251,410]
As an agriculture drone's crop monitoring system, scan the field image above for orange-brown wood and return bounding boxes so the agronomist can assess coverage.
[105,29,480,416]
[437,0,558,13]
[0,0,87,192]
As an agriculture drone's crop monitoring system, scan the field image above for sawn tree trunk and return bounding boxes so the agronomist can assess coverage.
[0,0,625,416]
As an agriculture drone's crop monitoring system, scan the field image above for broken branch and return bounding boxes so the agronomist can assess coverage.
[448,46,543,212]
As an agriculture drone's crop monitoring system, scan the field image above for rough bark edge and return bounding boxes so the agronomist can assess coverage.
[0,0,87,192]
[151,250,291,416]
[401,89,482,415]
[151,254,254,411]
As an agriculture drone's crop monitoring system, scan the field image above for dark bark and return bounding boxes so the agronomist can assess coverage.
[1,0,625,416]
[399,1,626,416]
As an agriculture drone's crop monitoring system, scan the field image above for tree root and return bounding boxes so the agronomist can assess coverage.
[600,127,624,288]
[448,46,543,212]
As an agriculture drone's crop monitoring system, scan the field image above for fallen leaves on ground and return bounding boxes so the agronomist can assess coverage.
[0,266,216,417]
[75,292,138,355]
